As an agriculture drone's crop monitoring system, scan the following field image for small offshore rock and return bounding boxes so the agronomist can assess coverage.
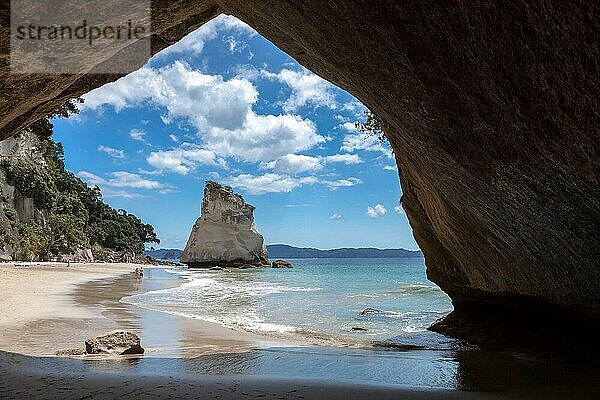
[359,307,383,316]
[85,331,144,355]
[351,327,368,331]
[271,259,293,268]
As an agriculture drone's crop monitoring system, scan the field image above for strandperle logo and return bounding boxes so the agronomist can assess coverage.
[10,0,151,74]
[14,19,147,46]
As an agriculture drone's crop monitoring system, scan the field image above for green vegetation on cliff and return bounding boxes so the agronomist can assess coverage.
[0,100,159,261]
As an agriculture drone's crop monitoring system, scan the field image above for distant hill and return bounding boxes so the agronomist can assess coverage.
[267,244,422,258]
[146,245,422,261]
[145,248,183,260]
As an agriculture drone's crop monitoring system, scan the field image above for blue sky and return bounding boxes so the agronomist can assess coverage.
[52,15,419,251]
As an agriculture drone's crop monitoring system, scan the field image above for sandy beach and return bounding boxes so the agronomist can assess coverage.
[1,262,598,399]
[0,262,281,357]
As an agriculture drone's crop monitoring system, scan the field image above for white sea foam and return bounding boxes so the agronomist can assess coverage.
[123,262,453,348]
[122,270,320,337]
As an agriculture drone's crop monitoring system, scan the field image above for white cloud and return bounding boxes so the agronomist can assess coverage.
[340,122,358,132]
[225,35,250,54]
[340,132,392,158]
[223,172,362,194]
[329,212,343,220]
[263,153,361,175]
[323,154,362,164]
[129,129,146,142]
[77,171,105,186]
[263,154,323,175]
[339,121,393,158]
[147,144,224,175]
[384,165,396,171]
[155,14,254,58]
[97,145,125,159]
[341,100,368,117]
[78,170,170,192]
[323,177,362,190]
[169,134,179,142]
[394,205,404,214]
[137,168,164,176]
[224,173,318,195]
[206,113,325,162]
[101,189,145,199]
[262,68,337,112]
[107,171,167,189]
[82,61,326,164]
[367,203,386,218]
[82,62,257,124]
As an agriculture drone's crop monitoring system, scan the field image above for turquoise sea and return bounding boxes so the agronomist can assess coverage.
[122,258,456,349]
[112,259,600,396]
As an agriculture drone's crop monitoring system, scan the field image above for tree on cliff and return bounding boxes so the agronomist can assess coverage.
[355,111,388,144]
[0,99,159,261]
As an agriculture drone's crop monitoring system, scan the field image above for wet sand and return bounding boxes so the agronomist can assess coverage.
[0,262,282,357]
[0,350,503,400]
[0,261,139,354]
[1,262,599,399]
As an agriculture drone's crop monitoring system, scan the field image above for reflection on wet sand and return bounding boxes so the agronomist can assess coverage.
[73,271,144,329]
[2,345,599,398]
[75,268,280,359]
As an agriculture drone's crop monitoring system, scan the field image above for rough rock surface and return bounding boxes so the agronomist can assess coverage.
[84,331,144,355]
[55,348,87,357]
[57,248,95,263]
[0,131,48,260]
[359,308,384,316]
[0,2,598,359]
[271,259,293,268]
[181,181,269,268]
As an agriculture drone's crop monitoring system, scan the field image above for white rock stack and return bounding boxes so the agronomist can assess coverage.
[180,181,269,268]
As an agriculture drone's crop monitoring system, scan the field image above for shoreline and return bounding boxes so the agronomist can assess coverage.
[0,261,291,358]
[0,261,137,335]
[1,262,599,399]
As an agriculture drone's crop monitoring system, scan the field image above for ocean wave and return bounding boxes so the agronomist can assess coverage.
[347,293,381,299]
[121,294,299,334]
[164,268,188,275]
[121,266,451,349]
[121,271,321,338]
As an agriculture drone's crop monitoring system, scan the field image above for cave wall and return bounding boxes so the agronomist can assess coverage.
[1,0,598,354]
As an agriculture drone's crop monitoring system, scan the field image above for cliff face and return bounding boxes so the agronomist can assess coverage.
[0,131,47,260]
[181,181,269,267]
[0,1,598,358]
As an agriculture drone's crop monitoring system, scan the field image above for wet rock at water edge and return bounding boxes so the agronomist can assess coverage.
[85,331,144,355]
[359,307,384,316]
[271,259,293,268]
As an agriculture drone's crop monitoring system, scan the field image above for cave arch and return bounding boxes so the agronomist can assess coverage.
[1,1,598,359]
